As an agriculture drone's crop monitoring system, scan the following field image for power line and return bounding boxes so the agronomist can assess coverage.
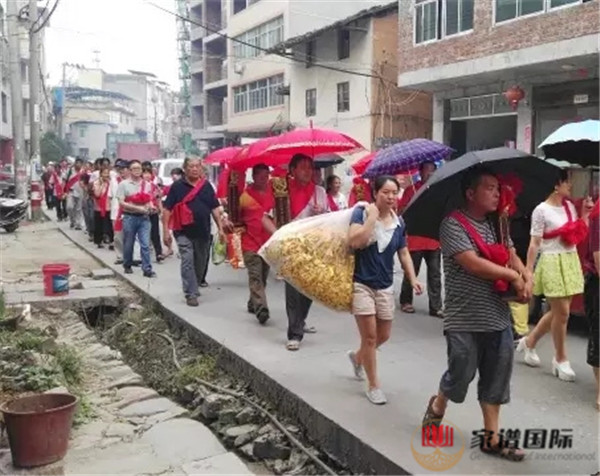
[31,0,60,34]
[30,0,51,32]
[145,1,394,85]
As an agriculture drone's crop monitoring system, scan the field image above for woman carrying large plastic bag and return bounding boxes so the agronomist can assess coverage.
[347,175,424,405]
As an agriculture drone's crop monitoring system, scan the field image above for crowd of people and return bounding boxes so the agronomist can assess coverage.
[42,153,598,462]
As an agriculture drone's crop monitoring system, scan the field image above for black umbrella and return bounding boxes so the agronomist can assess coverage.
[403,148,560,239]
[313,154,345,169]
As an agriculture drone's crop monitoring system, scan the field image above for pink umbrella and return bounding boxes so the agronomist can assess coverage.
[204,146,243,166]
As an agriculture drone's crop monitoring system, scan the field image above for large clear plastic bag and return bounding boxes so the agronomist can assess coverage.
[212,237,227,265]
[259,205,362,312]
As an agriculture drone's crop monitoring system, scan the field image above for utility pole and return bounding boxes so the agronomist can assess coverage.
[29,0,42,220]
[57,61,66,139]
[6,0,27,203]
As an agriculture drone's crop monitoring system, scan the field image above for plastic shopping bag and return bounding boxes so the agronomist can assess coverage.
[212,237,227,265]
[259,205,361,312]
[227,230,245,269]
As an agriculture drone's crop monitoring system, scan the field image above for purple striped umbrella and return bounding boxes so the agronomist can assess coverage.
[363,139,454,178]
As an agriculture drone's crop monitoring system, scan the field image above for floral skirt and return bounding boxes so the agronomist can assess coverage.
[533,251,584,298]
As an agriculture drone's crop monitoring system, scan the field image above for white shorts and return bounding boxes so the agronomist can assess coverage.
[352,282,395,320]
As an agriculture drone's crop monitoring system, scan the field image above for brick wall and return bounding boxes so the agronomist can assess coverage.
[372,13,432,143]
[398,0,599,74]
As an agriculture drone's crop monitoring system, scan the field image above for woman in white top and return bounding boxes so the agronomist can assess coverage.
[325,175,348,211]
[517,169,593,381]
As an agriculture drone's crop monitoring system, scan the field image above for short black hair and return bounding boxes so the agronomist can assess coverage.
[289,154,312,170]
[553,168,569,187]
[74,157,84,164]
[460,165,497,200]
[170,167,183,176]
[252,163,269,175]
[419,160,435,173]
[372,175,400,194]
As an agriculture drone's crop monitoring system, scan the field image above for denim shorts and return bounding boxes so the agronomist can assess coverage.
[439,327,514,405]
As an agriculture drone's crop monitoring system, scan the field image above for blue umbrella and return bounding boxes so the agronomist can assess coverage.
[538,119,600,167]
[363,139,453,179]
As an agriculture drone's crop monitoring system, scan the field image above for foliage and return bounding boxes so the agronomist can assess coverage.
[40,131,70,164]
[72,393,96,427]
[173,355,216,388]
[54,345,83,386]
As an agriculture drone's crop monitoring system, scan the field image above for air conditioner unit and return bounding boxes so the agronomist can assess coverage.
[233,62,244,75]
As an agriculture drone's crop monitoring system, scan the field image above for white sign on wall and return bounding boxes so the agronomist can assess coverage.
[573,94,589,105]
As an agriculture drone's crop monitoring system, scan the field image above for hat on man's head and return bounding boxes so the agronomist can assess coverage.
[115,159,128,169]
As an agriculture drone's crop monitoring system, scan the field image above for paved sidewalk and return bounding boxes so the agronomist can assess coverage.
[52,217,599,475]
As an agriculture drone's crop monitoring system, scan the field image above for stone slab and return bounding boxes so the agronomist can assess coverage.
[114,386,159,409]
[92,268,115,280]
[2,278,118,294]
[119,397,182,418]
[4,287,120,307]
[63,441,169,475]
[181,452,253,475]
[140,419,226,466]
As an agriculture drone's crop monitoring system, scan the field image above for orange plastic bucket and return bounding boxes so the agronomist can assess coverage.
[41,263,70,297]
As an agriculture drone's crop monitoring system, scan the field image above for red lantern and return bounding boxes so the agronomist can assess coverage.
[504,86,525,110]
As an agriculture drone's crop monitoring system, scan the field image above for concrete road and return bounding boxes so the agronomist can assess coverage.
[55,221,599,475]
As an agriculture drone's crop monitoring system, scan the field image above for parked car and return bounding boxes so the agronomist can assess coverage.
[152,159,184,188]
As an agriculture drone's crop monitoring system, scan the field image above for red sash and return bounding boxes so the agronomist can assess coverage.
[64,171,81,194]
[542,200,588,246]
[95,182,110,218]
[450,211,511,292]
[288,179,315,219]
[124,180,153,205]
[169,179,206,231]
[51,172,64,199]
[327,194,339,212]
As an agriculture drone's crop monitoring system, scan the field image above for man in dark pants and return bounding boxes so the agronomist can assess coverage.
[239,164,275,324]
[398,161,443,317]
[284,154,329,351]
[422,166,531,462]
[163,157,226,307]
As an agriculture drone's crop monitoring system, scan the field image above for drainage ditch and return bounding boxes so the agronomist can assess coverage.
[80,301,351,476]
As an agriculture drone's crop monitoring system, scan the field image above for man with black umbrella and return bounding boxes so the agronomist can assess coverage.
[422,165,532,462]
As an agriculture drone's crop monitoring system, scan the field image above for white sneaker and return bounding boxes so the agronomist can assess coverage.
[552,358,576,382]
[347,351,365,380]
[366,387,387,405]
[516,337,541,367]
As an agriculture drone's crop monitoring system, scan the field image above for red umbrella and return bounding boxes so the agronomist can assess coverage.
[204,146,243,166]
[265,127,364,159]
[229,137,281,170]
[351,152,375,175]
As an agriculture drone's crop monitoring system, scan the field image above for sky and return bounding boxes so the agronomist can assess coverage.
[45,0,180,89]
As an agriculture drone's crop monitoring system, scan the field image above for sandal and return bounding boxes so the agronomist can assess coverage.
[286,340,300,351]
[481,444,525,462]
[401,304,415,314]
[422,395,444,427]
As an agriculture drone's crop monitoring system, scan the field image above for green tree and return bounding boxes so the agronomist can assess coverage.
[40,132,70,164]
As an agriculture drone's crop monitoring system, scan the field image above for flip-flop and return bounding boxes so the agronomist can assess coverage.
[481,445,525,462]
[401,304,416,314]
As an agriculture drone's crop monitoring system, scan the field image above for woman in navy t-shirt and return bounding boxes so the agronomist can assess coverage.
[347,175,424,405]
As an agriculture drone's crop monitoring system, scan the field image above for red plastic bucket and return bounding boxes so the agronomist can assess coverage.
[42,264,70,297]
[1,393,78,468]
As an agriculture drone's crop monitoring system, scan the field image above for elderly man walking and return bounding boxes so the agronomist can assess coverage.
[163,157,226,307]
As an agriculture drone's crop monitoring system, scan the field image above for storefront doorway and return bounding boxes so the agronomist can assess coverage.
[450,116,517,157]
